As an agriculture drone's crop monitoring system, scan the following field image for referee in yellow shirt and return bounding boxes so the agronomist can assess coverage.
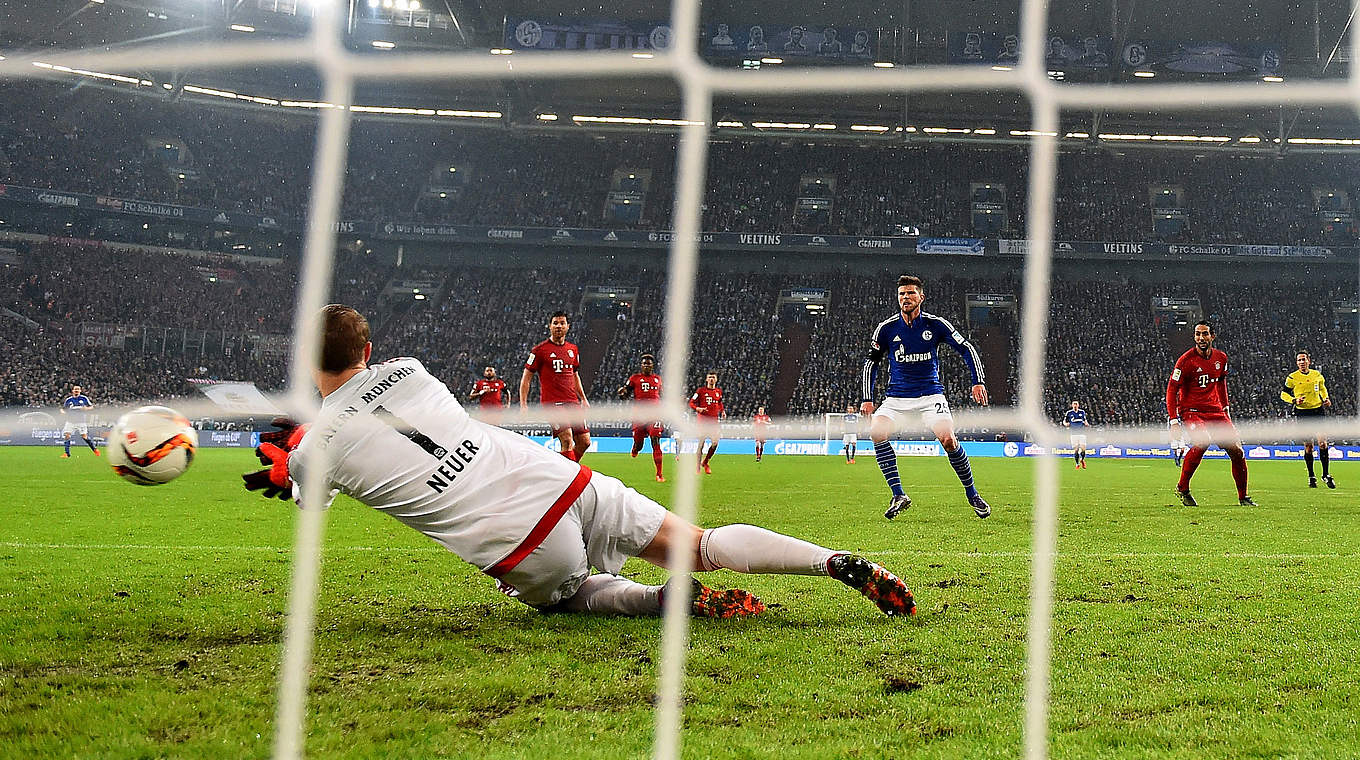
[1281,350,1335,489]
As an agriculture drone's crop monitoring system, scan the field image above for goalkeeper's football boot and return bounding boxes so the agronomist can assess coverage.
[827,554,916,617]
[1309,477,1318,488]
[685,578,765,619]
[1323,475,1337,489]
[1239,496,1259,507]
[884,493,912,520]
[969,494,992,519]
[1176,490,1198,507]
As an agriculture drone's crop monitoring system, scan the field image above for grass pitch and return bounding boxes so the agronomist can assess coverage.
[1,446,1356,758]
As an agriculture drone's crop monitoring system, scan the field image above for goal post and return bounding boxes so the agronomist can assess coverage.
[823,412,865,456]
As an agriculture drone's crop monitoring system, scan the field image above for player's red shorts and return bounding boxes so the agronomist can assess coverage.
[1183,411,1237,441]
[476,403,504,424]
[696,416,722,439]
[632,421,664,437]
[549,402,590,437]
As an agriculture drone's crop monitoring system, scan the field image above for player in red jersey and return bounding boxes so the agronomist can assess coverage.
[521,311,591,462]
[752,406,771,462]
[618,353,665,482]
[689,372,725,474]
[1165,320,1256,507]
[469,366,507,422]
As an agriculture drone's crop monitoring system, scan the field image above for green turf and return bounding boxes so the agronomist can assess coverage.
[1,446,1356,758]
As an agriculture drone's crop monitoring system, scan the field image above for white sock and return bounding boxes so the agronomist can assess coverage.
[698,524,835,576]
[562,574,662,616]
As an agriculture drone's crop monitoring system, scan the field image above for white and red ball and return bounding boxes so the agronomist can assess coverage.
[106,406,198,485]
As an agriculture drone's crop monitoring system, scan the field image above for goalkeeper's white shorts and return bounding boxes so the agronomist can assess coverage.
[494,471,666,609]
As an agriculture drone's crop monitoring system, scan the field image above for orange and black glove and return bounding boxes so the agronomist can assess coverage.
[259,416,309,451]
[242,442,292,500]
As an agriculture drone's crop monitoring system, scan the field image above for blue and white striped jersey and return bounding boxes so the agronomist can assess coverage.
[62,394,93,422]
[1064,409,1088,428]
[861,311,984,401]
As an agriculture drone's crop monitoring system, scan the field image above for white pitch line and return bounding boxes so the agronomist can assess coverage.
[3,541,1355,561]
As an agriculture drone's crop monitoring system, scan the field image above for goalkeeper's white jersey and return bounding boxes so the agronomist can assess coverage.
[288,357,587,571]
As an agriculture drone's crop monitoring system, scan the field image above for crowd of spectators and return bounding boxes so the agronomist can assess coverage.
[4,81,1359,246]
[3,237,1351,432]
[0,239,395,407]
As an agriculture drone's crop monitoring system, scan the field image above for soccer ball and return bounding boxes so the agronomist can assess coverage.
[106,406,198,485]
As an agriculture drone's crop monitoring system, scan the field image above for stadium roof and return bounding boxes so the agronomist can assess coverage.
[1,0,1356,145]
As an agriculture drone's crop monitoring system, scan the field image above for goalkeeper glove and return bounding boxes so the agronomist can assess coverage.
[259,416,309,451]
[242,442,292,501]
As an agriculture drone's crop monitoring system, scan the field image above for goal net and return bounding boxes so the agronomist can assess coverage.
[0,1,1357,759]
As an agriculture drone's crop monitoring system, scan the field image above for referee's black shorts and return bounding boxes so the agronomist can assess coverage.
[1295,406,1326,418]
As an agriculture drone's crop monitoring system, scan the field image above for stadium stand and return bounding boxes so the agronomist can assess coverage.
[1,235,1353,431]
[3,80,1358,244]
[1,82,1356,429]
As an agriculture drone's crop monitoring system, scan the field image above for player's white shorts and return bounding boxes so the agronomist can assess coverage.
[842,434,858,446]
[62,422,89,437]
[497,471,667,608]
[872,394,952,429]
[1070,434,1087,448]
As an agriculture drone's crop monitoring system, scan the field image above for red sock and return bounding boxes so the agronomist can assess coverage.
[560,448,577,462]
[1178,447,1205,491]
[631,431,645,456]
[702,443,717,465]
[1229,453,1248,499]
[755,442,763,459]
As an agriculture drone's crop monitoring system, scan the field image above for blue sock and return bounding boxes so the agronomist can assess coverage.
[874,440,904,497]
[64,438,72,456]
[947,445,979,499]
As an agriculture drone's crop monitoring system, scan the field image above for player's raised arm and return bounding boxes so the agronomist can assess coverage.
[1166,359,1184,422]
[518,367,533,410]
[1216,357,1231,414]
[860,325,886,413]
[937,318,985,387]
[573,373,589,407]
[1280,374,1297,406]
[935,317,987,404]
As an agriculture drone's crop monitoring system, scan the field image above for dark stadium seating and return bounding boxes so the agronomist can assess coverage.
[1,82,1356,428]
[3,81,1358,244]
[1,238,1353,431]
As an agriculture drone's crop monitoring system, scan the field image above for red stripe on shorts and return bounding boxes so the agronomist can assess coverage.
[485,465,593,578]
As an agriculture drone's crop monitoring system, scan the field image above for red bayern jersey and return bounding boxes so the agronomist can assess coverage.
[526,340,582,404]
[689,386,724,419]
[626,373,662,402]
[752,413,771,438]
[1166,347,1231,418]
[472,378,507,407]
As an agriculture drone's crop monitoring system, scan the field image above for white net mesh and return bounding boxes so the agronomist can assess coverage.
[2,1,1357,758]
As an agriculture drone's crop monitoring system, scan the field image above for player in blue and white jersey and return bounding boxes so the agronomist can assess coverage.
[60,384,99,458]
[1062,400,1089,469]
[861,275,991,520]
[841,404,859,464]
